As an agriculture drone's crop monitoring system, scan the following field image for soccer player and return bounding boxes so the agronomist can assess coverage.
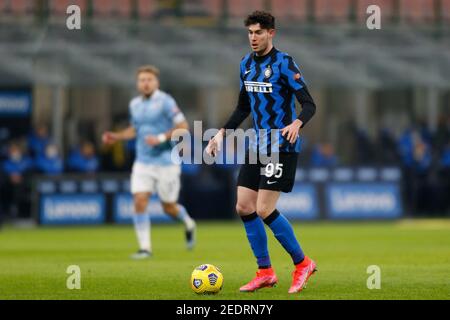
[206,11,317,293]
[102,65,196,259]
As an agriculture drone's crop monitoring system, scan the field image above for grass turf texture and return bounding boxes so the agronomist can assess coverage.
[0,220,449,300]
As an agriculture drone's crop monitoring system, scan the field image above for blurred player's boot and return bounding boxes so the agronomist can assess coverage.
[173,205,196,250]
[185,220,196,250]
[130,249,152,260]
[132,212,151,259]
[288,256,317,294]
[239,267,278,292]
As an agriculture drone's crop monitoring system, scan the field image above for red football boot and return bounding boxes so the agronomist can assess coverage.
[240,267,278,292]
[288,256,317,294]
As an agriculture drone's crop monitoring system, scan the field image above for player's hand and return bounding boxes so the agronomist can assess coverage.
[205,129,224,157]
[145,135,160,146]
[146,133,168,146]
[10,173,23,184]
[102,131,118,145]
[281,119,302,144]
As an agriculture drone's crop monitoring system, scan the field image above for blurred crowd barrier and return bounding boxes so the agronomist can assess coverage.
[31,166,405,225]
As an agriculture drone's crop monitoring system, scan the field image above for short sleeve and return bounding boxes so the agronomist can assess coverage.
[129,102,137,128]
[164,95,185,124]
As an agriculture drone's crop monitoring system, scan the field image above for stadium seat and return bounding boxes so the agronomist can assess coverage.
[0,0,34,15]
[203,0,222,17]
[227,0,266,18]
[183,0,222,17]
[314,0,352,23]
[49,0,87,17]
[116,0,133,17]
[270,0,308,21]
[400,0,435,23]
[92,0,110,16]
[356,0,395,23]
[92,0,132,17]
[442,0,450,23]
[137,0,156,18]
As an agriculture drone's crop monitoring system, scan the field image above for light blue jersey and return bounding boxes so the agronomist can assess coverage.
[129,90,184,165]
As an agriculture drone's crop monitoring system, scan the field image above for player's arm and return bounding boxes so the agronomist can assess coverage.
[102,126,136,145]
[222,86,251,131]
[206,75,251,156]
[145,97,189,146]
[145,118,189,146]
[280,56,317,143]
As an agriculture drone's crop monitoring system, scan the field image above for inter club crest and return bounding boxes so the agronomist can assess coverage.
[264,65,272,78]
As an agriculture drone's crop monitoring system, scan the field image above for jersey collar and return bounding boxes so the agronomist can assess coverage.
[142,89,161,101]
[252,46,278,63]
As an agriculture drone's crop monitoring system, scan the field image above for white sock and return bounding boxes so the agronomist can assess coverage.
[177,205,195,230]
[132,212,151,252]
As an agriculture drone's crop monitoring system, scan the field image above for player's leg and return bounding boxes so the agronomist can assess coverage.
[156,165,196,249]
[257,189,305,263]
[130,162,155,259]
[256,189,316,293]
[257,153,305,264]
[237,161,277,292]
[236,186,271,269]
[257,152,317,293]
[131,192,152,259]
[161,201,196,249]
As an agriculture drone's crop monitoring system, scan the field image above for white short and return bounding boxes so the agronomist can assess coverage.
[130,162,181,203]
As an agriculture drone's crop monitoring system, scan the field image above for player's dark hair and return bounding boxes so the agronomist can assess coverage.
[244,11,275,30]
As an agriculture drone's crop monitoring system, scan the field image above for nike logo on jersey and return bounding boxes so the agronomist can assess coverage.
[267,180,278,185]
[244,69,252,75]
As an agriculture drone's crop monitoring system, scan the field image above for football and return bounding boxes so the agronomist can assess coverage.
[190,264,224,294]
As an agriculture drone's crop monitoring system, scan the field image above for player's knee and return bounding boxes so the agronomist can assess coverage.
[236,203,255,216]
[134,196,148,213]
[256,203,275,219]
[162,202,178,216]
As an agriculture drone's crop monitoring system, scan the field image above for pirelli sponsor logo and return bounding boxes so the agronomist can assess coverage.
[244,81,273,93]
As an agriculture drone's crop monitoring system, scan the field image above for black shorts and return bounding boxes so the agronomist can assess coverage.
[237,152,299,193]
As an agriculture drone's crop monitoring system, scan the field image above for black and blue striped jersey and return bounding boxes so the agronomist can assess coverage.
[224,47,316,154]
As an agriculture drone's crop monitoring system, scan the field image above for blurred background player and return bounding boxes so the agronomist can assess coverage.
[35,143,63,175]
[207,11,317,294]
[1,142,33,220]
[102,65,196,259]
[67,141,99,174]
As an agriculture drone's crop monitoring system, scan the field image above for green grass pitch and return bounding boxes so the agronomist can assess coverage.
[0,220,449,300]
